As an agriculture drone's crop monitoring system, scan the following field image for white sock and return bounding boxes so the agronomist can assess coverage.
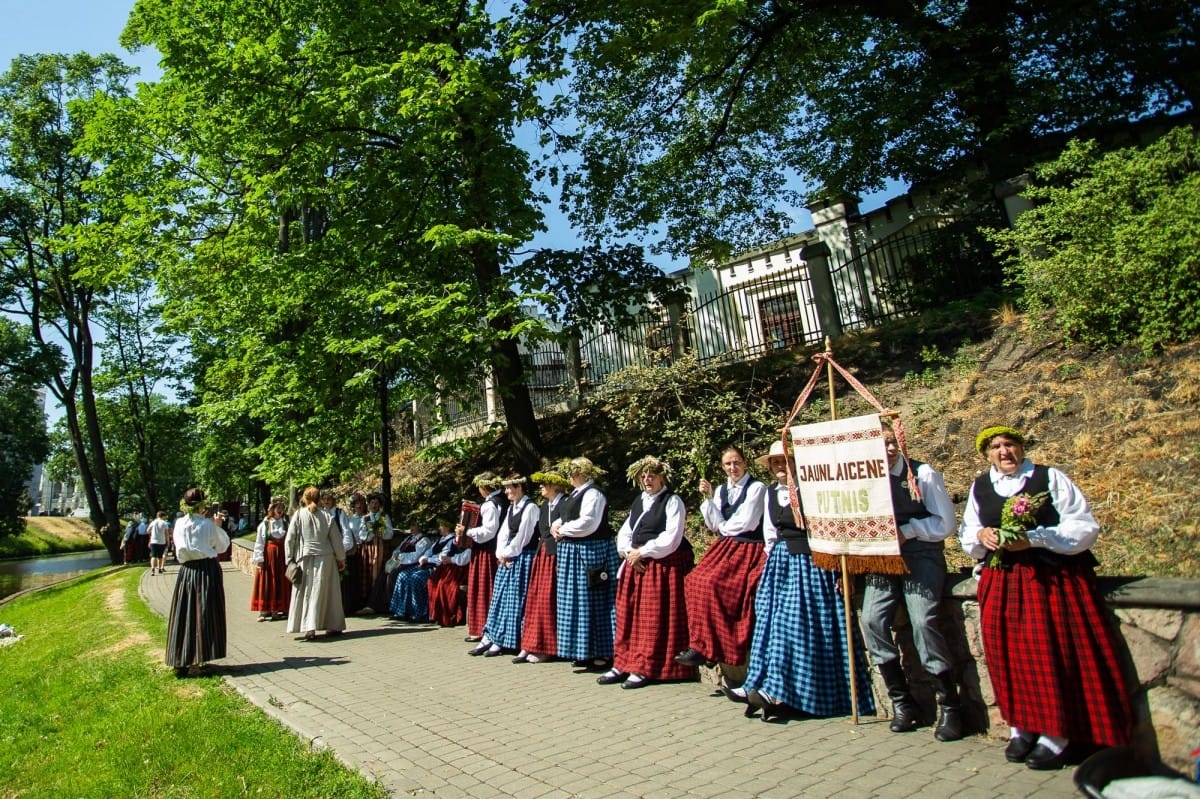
[1037,735,1067,755]
[727,686,747,699]
[625,673,646,684]
[526,654,544,664]
[601,668,623,680]
[1010,727,1034,741]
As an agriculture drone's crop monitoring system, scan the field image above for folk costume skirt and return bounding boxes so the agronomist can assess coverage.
[743,545,876,716]
[389,565,435,621]
[250,537,290,614]
[165,557,227,668]
[340,548,363,615]
[466,541,499,638]
[428,563,468,627]
[483,551,535,649]
[358,535,390,610]
[555,538,619,661]
[683,536,766,666]
[520,548,558,656]
[614,545,695,681]
[287,553,346,635]
[978,559,1133,747]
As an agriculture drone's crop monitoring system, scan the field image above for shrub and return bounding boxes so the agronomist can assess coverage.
[991,125,1200,351]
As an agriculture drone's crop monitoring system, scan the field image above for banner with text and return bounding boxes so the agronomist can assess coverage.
[790,413,900,559]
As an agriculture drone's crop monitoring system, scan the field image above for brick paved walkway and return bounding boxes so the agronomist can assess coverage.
[139,563,1079,798]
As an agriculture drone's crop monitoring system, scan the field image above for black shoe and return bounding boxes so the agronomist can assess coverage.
[174,666,189,679]
[1025,743,1066,770]
[674,648,708,667]
[596,669,628,685]
[889,698,920,733]
[720,685,749,704]
[511,653,530,664]
[934,705,964,742]
[468,642,490,656]
[483,646,504,657]
[621,675,651,689]
[1005,735,1037,763]
[464,635,482,643]
[746,690,787,723]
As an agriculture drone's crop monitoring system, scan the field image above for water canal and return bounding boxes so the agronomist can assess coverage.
[0,550,113,602]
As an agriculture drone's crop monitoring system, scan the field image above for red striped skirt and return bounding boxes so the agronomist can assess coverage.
[466,549,499,637]
[683,537,766,666]
[979,560,1133,747]
[428,563,468,627]
[520,550,558,656]
[615,546,695,680]
[250,538,290,613]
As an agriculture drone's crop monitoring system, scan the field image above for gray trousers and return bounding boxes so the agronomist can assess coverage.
[861,544,952,676]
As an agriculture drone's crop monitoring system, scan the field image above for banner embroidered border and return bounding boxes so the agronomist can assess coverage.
[792,428,883,448]
[808,516,897,542]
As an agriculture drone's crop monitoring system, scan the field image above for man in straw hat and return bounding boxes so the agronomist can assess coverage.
[513,464,572,664]
[458,471,510,646]
[550,456,619,670]
[860,422,962,740]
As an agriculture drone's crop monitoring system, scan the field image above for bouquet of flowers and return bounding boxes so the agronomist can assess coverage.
[988,491,1050,568]
[371,515,386,538]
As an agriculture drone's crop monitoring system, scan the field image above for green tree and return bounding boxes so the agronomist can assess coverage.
[992,125,1200,351]
[0,319,50,535]
[0,53,139,561]
[525,0,1199,260]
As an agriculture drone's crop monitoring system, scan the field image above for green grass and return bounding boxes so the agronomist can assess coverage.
[0,569,389,799]
[0,524,101,559]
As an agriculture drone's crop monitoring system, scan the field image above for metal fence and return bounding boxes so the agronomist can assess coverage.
[420,219,1005,435]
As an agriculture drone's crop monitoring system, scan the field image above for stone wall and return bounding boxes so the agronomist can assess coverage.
[878,571,1200,774]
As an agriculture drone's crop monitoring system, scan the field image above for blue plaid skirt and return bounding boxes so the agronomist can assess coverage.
[389,565,434,621]
[554,538,619,660]
[743,545,876,717]
[483,550,535,649]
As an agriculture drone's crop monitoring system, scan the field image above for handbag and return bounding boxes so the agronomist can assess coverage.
[286,561,304,586]
[586,564,610,589]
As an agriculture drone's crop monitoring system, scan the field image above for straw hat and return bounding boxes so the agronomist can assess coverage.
[472,471,504,490]
[530,466,571,489]
[500,473,527,487]
[625,456,673,486]
[755,439,789,468]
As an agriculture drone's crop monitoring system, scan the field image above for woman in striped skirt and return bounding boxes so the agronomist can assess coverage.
[514,466,570,664]
[740,441,875,720]
[961,425,1132,771]
[597,456,695,689]
[473,475,540,656]
[165,488,230,678]
[250,499,290,621]
[552,457,620,669]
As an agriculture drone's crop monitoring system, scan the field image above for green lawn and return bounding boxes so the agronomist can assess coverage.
[0,569,389,799]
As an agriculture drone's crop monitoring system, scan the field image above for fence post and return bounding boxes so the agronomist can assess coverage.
[666,299,688,360]
[565,334,584,410]
[802,242,844,339]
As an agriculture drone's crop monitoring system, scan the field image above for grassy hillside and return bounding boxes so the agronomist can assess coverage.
[0,516,102,558]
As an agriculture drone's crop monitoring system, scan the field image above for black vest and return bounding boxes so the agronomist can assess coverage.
[475,491,509,554]
[430,533,462,559]
[719,477,764,543]
[538,497,563,557]
[558,484,614,541]
[505,498,541,553]
[972,465,1097,568]
[890,459,933,525]
[768,484,810,555]
[627,491,674,547]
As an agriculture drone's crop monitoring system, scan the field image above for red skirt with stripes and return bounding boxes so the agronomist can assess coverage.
[978,559,1133,747]
[683,537,766,666]
[428,563,468,627]
[466,548,499,637]
[615,546,695,680]
[520,549,558,656]
[250,538,291,613]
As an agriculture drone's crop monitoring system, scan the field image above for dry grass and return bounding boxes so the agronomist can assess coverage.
[897,324,1200,577]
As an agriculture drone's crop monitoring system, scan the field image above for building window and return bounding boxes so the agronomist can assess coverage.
[759,293,804,349]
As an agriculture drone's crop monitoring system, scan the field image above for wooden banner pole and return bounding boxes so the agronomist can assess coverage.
[824,337,860,726]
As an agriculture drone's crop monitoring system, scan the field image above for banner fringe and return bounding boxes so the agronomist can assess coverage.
[812,552,909,576]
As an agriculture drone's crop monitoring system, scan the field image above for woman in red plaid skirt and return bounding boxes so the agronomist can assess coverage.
[960,425,1133,771]
[596,456,695,689]
[675,444,768,671]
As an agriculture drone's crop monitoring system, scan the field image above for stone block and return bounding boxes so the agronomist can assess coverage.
[1114,607,1183,641]
[1121,622,1173,686]
[1148,683,1200,774]
[1174,613,1200,680]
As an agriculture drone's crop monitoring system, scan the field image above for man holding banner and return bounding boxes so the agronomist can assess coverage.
[860,424,963,742]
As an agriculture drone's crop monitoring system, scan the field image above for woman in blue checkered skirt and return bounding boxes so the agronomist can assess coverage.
[472,475,540,656]
[740,441,875,721]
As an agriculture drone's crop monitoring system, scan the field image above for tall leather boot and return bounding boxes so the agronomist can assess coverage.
[932,671,964,742]
[878,659,919,732]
